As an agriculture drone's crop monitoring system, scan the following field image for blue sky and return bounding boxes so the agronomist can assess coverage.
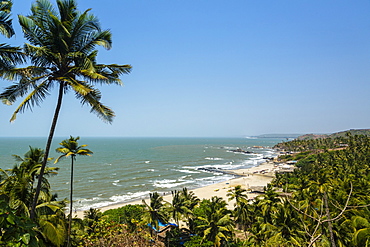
[1,0,369,137]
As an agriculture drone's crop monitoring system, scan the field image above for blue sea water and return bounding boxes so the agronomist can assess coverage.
[0,137,284,210]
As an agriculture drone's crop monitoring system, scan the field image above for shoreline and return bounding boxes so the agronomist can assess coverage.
[74,160,278,219]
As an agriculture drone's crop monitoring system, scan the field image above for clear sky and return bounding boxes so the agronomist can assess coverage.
[1,0,369,137]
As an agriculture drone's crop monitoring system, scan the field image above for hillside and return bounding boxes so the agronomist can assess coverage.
[296,129,370,140]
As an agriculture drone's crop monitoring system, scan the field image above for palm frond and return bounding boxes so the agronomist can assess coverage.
[5,79,51,122]
[0,1,14,38]
[76,87,115,123]
[0,66,49,83]
[38,215,67,247]
[18,15,44,47]
[0,43,25,69]
[85,64,131,85]
[0,0,12,13]
[57,0,77,23]
[0,80,34,105]
[57,77,92,96]
[24,43,59,67]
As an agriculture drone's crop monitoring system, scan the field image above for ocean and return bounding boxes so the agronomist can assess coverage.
[0,137,284,211]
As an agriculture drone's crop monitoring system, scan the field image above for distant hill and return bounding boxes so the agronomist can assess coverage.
[254,134,302,138]
[296,133,329,140]
[329,129,370,138]
[296,129,370,140]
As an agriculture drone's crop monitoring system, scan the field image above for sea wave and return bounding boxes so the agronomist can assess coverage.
[110,191,151,203]
[176,169,200,174]
[153,179,193,188]
[205,157,224,160]
[194,174,234,187]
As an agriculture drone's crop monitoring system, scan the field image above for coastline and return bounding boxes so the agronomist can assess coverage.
[74,160,278,219]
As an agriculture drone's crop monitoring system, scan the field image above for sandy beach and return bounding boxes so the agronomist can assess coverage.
[74,161,278,219]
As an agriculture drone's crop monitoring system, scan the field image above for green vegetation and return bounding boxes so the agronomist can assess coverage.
[89,133,370,246]
[2,133,370,246]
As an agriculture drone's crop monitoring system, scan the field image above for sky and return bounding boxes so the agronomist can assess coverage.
[0,0,369,137]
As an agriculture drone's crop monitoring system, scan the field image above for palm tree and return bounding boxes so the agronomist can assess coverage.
[195,197,234,246]
[227,186,252,234]
[0,146,58,216]
[142,192,169,231]
[0,0,25,70]
[0,147,67,246]
[83,208,102,234]
[181,187,200,232]
[54,136,92,246]
[0,0,131,219]
[169,190,186,226]
[227,185,248,207]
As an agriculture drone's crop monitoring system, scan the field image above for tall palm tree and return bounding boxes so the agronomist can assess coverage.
[181,187,200,232]
[54,136,92,246]
[169,190,185,226]
[0,0,131,219]
[142,192,169,231]
[0,0,25,70]
[227,186,252,234]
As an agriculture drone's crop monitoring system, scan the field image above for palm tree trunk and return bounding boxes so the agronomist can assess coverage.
[67,156,74,247]
[30,82,64,219]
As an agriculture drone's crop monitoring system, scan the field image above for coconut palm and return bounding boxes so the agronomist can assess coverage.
[0,0,131,219]
[83,208,102,235]
[169,190,187,226]
[0,0,25,70]
[142,192,169,231]
[54,136,92,246]
[227,185,248,206]
[0,146,58,216]
[181,187,200,232]
[195,197,234,246]
[0,147,67,246]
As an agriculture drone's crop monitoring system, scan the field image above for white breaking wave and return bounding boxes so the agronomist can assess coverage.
[153,179,193,188]
[176,169,200,174]
[110,191,151,203]
[205,157,224,161]
[74,191,153,211]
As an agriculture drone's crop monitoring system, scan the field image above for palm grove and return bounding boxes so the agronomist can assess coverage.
[2,0,370,247]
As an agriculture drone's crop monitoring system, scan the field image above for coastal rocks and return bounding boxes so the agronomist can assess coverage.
[229,148,253,154]
[197,167,220,173]
[197,167,241,177]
